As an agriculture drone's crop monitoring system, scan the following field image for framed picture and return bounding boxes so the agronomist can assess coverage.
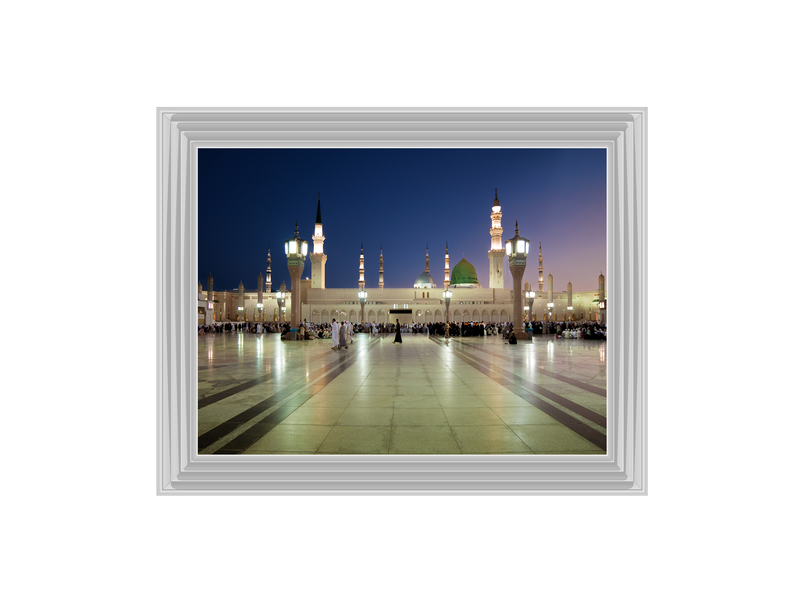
[157,107,647,494]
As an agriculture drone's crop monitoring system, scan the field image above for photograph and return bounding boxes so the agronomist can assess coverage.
[196,147,608,455]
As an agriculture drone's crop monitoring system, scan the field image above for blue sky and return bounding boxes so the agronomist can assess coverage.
[198,148,606,293]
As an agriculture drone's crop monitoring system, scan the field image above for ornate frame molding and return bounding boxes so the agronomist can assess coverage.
[157,108,647,494]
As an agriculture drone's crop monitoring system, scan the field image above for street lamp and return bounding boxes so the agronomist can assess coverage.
[284,223,308,339]
[443,288,453,342]
[358,290,367,325]
[276,291,285,324]
[256,302,263,322]
[505,221,530,341]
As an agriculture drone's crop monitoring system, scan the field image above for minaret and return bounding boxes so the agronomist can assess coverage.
[206,274,213,302]
[488,189,505,288]
[198,282,202,294]
[425,244,430,275]
[266,246,272,292]
[538,243,544,292]
[379,244,384,289]
[358,242,365,290]
[238,281,245,319]
[310,193,327,289]
[257,272,264,307]
[567,280,573,314]
[444,242,450,288]
[548,272,553,304]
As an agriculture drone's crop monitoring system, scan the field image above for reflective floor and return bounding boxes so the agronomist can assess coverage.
[197,332,607,455]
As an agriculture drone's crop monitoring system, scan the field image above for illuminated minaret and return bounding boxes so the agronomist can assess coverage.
[257,272,264,307]
[310,193,327,289]
[425,244,430,276]
[266,246,272,292]
[567,281,573,316]
[358,242,365,290]
[548,272,553,304]
[488,189,505,288]
[538,243,544,292]
[379,244,384,289]
[444,242,450,288]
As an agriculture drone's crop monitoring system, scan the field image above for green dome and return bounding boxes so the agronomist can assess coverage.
[451,258,480,286]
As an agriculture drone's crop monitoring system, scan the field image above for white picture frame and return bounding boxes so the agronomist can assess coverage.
[157,107,647,495]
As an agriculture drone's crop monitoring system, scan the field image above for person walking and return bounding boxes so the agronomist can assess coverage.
[339,321,348,349]
[393,319,402,344]
[331,319,340,350]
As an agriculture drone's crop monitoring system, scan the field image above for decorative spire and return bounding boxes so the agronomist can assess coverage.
[294,222,299,236]
[379,243,384,289]
[493,188,500,207]
[358,242,365,290]
[315,193,322,224]
[515,220,519,235]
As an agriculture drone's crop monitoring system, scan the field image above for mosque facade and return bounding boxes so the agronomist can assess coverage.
[198,193,606,326]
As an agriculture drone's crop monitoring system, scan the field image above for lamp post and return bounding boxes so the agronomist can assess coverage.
[547,302,554,322]
[505,221,530,341]
[237,306,244,322]
[284,223,308,340]
[256,302,263,322]
[526,288,535,323]
[358,290,367,325]
[276,291,285,324]
[443,288,452,342]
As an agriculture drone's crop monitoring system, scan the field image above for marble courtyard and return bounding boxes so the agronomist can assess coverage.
[197,332,607,455]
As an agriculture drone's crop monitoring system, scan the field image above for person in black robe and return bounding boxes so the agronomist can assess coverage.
[393,319,402,344]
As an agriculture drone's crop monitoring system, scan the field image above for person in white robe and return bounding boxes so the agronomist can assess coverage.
[331,319,340,350]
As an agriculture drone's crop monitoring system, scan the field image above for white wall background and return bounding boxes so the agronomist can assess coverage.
[3,1,801,601]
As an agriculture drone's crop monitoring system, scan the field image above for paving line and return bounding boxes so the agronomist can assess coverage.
[446,337,607,397]
[198,347,336,409]
[429,336,606,451]
[200,335,388,454]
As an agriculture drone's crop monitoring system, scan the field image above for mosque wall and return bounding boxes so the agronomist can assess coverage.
[199,286,605,324]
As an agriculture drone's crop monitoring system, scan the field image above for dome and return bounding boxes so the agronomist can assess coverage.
[450,257,481,288]
[414,271,436,288]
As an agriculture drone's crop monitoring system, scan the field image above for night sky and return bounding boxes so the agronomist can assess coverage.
[198,148,606,294]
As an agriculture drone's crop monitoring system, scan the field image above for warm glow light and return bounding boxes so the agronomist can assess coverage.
[516,240,525,253]
[288,240,297,254]
[505,241,512,255]
[526,241,529,254]
[301,241,308,256]
[284,242,288,255]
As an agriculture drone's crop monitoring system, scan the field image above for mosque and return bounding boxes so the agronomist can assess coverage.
[198,191,606,327]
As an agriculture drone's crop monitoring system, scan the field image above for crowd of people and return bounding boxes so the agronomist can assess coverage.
[199,319,606,341]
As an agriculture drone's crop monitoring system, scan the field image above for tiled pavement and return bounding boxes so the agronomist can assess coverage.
[197,331,607,455]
